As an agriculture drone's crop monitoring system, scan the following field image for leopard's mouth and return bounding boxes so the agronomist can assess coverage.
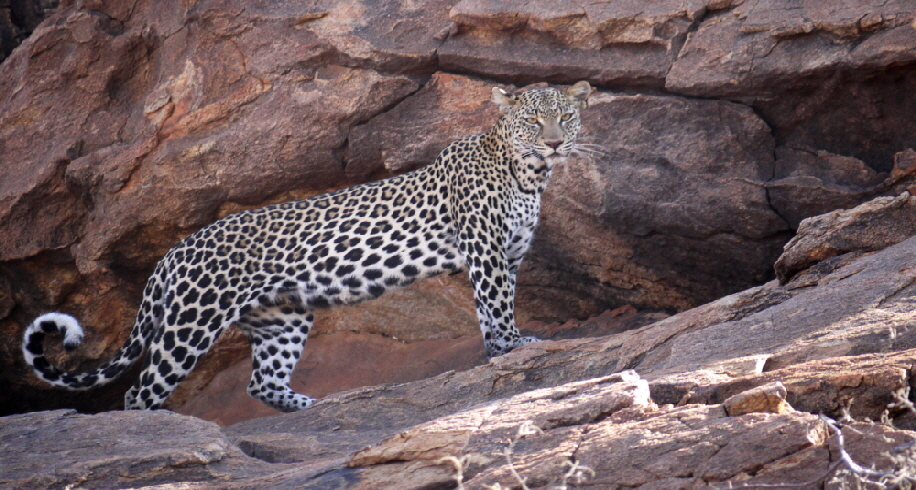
[544,148,570,160]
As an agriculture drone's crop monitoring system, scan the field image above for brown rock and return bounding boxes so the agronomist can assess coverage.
[893,148,916,180]
[0,0,58,63]
[173,305,662,426]
[5,232,916,487]
[524,304,670,340]
[623,236,916,381]
[722,381,792,415]
[667,1,916,171]
[3,0,916,429]
[775,192,916,283]
[348,77,792,315]
[529,92,788,312]
[0,0,428,415]
[668,0,916,97]
[657,350,913,422]
[172,331,487,426]
[266,0,457,75]
[347,72,503,180]
[440,0,714,87]
[188,230,916,429]
[767,147,887,229]
[0,409,268,489]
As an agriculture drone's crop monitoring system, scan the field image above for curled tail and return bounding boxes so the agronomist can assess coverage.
[22,312,149,390]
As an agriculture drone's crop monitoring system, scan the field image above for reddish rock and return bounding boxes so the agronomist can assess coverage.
[657,350,914,422]
[524,304,669,340]
[0,0,435,416]
[667,0,916,96]
[172,332,487,426]
[667,0,916,169]
[0,0,58,62]
[440,0,716,87]
[347,72,503,180]
[1,0,916,486]
[348,77,792,314]
[0,409,266,489]
[530,92,788,312]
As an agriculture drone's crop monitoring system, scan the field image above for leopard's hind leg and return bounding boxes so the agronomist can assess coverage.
[237,302,315,412]
[124,304,235,409]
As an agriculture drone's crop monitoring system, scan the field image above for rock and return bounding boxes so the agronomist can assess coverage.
[0,0,439,415]
[5,229,916,487]
[1,0,916,487]
[657,350,914,421]
[775,192,916,283]
[223,229,916,486]
[524,304,670,341]
[0,0,58,62]
[622,235,916,381]
[347,72,503,180]
[440,0,713,87]
[349,78,792,314]
[461,406,829,489]
[667,0,916,97]
[172,305,664,426]
[260,0,456,75]
[767,147,887,229]
[171,331,488,426]
[667,1,916,170]
[0,409,267,489]
[722,381,792,416]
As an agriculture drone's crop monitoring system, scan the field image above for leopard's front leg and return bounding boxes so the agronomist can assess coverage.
[461,234,540,358]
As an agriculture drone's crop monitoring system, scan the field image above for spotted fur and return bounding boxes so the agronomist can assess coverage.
[22,82,592,412]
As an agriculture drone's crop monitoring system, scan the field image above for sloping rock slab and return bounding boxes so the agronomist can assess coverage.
[775,191,916,283]
[0,409,269,489]
[618,234,916,379]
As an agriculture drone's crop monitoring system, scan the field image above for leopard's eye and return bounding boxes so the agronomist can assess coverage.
[560,113,573,121]
[525,117,539,124]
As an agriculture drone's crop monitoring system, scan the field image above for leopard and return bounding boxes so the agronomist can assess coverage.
[22,81,593,412]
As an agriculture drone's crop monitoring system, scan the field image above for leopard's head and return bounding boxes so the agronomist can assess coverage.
[492,81,592,164]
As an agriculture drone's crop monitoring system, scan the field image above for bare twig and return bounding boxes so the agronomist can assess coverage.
[438,455,470,490]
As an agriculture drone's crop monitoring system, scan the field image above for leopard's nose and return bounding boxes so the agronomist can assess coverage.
[545,140,562,150]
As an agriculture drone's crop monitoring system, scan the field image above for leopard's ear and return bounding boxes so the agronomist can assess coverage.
[492,87,518,114]
[566,81,592,109]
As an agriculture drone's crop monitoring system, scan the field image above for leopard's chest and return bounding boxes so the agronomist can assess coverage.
[505,195,541,262]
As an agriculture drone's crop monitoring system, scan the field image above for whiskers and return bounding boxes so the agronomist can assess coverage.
[570,139,611,161]
[521,149,546,161]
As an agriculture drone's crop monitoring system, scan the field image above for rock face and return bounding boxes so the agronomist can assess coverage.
[0,0,58,62]
[1,0,915,427]
[3,223,916,487]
